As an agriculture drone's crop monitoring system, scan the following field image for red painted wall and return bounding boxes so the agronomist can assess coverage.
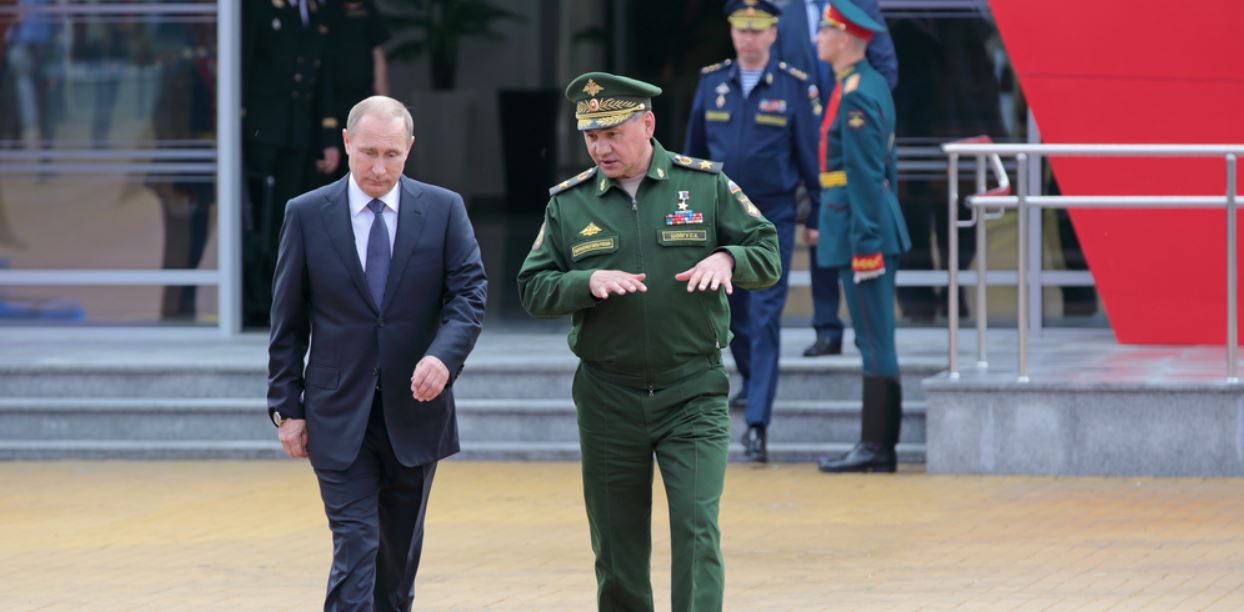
[990,0,1244,344]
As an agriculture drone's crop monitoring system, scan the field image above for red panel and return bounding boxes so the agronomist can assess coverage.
[990,0,1244,344]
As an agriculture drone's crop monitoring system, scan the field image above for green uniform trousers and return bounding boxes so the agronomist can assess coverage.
[572,359,730,612]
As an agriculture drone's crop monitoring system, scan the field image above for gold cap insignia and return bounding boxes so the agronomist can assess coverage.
[583,79,603,97]
[580,223,603,237]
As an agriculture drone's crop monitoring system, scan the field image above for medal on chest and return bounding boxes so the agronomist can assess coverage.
[665,191,704,225]
[715,82,729,109]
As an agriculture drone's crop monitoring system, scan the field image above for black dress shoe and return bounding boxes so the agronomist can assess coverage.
[802,337,842,357]
[728,389,748,410]
[741,425,767,463]
[817,442,896,473]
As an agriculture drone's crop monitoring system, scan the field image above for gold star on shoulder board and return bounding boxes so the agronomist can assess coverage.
[699,160,713,169]
[657,168,665,178]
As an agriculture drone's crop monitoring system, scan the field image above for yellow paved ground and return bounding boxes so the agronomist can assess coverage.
[2,461,1244,611]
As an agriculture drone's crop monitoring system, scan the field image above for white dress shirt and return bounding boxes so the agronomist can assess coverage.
[348,174,400,272]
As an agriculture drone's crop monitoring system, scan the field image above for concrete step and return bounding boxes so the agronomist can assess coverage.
[0,366,268,399]
[0,398,926,445]
[456,441,926,464]
[0,438,925,463]
[451,362,937,401]
[459,398,926,444]
[0,360,938,401]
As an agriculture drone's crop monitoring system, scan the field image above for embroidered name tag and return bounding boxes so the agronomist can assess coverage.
[705,111,731,122]
[571,237,617,260]
[661,229,708,243]
[755,113,787,127]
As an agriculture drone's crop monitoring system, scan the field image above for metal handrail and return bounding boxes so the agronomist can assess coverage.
[940,140,1244,383]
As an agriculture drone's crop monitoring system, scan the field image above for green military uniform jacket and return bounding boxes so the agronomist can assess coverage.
[518,139,781,387]
[816,60,911,270]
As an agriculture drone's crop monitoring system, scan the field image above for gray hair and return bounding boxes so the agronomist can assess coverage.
[346,96,414,140]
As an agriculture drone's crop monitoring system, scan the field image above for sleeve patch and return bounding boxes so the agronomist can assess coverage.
[531,221,546,250]
[728,180,763,218]
[847,110,866,130]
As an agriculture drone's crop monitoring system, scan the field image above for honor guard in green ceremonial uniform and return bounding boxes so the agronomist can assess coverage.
[812,0,911,473]
[517,72,781,611]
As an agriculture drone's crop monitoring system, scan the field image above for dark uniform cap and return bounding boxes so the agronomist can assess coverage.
[820,0,884,39]
[724,0,781,30]
[565,72,663,131]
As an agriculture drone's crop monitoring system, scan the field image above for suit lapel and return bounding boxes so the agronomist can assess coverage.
[381,177,426,312]
[319,177,380,313]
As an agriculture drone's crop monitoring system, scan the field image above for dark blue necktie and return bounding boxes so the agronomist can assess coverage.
[365,199,391,308]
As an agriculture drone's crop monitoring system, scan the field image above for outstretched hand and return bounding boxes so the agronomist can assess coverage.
[588,270,648,300]
[674,251,735,294]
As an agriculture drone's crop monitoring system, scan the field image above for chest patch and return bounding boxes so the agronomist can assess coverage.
[570,237,618,261]
[706,110,731,122]
[755,113,787,127]
[660,229,708,243]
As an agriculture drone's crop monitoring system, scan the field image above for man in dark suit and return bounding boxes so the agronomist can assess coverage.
[267,95,487,611]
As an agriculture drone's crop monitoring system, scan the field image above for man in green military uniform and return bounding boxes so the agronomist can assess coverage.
[517,72,780,611]
[810,0,912,473]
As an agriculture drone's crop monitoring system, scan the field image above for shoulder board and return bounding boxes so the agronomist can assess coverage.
[670,154,722,174]
[843,73,861,94]
[549,167,598,196]
[701,59,733,74]
[777,61,808,82]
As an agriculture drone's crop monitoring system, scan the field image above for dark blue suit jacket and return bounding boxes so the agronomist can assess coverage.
[268,175,488,471]
[774,0,899,102]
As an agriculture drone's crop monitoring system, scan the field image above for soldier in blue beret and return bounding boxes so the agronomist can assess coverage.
[812,0,912,473]
[684,0,822,463]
